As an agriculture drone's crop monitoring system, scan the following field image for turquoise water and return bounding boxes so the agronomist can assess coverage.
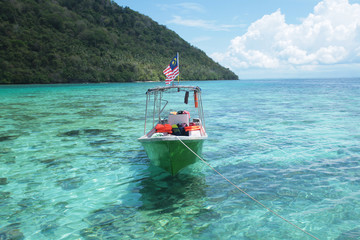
[1,79,360,239]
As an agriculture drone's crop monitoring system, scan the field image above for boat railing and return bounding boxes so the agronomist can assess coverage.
[143,85,205,136]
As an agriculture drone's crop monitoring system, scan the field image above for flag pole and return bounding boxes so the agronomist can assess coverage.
[177,52,180,84]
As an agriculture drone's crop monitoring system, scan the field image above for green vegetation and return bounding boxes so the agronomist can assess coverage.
[0,0,238,84]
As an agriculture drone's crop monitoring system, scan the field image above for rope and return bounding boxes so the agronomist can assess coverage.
[176,136,319,240]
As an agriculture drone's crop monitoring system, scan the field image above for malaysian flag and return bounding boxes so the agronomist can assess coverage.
[163,54,179,85]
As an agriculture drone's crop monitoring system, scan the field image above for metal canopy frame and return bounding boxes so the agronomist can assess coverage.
[143,85,205,135]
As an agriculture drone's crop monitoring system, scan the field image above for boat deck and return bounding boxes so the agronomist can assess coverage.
[138,133,207,142]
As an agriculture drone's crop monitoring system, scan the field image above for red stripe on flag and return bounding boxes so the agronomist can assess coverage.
[163,66,179,84]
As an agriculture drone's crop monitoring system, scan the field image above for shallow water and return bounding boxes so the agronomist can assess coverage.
[1,79,360,239]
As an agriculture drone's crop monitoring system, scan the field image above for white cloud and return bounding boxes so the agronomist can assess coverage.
[191,36,212,43]
[157,2,205,13]
[168,16,244,31]
[176,3,205,13]
[212,0,360,77]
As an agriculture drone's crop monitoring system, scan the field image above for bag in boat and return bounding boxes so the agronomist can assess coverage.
[172,124,181,136]
[177,123,188,136]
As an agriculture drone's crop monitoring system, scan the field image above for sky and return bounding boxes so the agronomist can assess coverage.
[115,0,360,79]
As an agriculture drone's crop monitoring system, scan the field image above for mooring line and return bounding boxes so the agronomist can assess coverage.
[176,136,319,240]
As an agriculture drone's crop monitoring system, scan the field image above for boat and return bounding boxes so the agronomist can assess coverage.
[138,85,208,175]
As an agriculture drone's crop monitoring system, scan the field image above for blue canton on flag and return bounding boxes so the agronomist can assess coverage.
[163,55,179,85]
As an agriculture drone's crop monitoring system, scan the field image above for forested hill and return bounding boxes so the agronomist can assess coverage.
[0,0,238,84]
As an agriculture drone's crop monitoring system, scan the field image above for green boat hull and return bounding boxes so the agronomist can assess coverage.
[139,138,205,175]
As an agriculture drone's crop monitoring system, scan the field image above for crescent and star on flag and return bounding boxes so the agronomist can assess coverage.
[171,58,177,68]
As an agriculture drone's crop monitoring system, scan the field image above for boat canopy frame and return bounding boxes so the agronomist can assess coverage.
[143,85,205,135]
